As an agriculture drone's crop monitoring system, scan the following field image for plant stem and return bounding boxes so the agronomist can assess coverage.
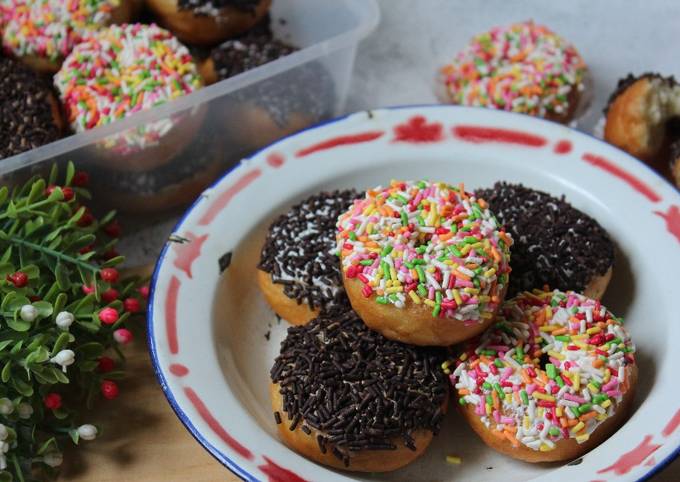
[11,454,25,482]
[0,199,55,222]
[4,236,98,274]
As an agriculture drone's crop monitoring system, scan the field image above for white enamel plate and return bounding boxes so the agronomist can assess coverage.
[148,106,680,482]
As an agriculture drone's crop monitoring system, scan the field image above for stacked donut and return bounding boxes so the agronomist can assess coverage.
[259,180,637,471]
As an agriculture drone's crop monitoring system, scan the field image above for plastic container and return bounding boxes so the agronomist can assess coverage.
[0,0,380,217]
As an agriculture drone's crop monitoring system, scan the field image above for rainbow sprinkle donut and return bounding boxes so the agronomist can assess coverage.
[0,0,124,71]
[441,21,588,123]
[337,180,512,346]
[448,289,637,462]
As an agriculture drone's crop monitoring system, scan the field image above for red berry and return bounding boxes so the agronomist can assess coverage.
[113,328,133,345]
[103,220,122,238]
[138,286,149,299]
[100,268,119,283]
[101,380,119,400]
[101,288,119,303]
[97,356,115,373]
[82,284,95,295]
[79,244,93,254]
[45,185,57,197]
[98,307,119,325]
[102,249,119,261]
[123,297,141,313]
[72,171,90,187]
[77,209,94,227]
[7,271,28,288]
[44,393,62,410]
[61,187,74,201]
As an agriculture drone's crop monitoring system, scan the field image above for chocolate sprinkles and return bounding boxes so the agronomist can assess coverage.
[476,182,614,296]
[177,0,261,16]
[258,190,358,314]
[270,310,448,466]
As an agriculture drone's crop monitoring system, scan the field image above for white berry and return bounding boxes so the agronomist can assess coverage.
[0,399,13,416]
[42,452,62,467]
[0,424,7,441]
[50,349,75,372]
[55,311,74,329]
[19,305,38,322]
[77,424,98,441]
[17,402,33,419]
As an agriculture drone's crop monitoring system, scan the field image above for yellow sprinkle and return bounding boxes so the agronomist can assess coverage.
[426,266,436,273]
[603,369,611,383]
[453,290,463,305]
[571,422,585,434]
[586,327,601,335]
[523,416,530,430]
[459,352,468,362]
[392,280,402,287]
[408,291,421,304]
[576,433,590,444]
[573,374,580,391]
[484,268,496,277]
[460,244,472,255]
[424,299,436,307]
[571,334,588,340]
[385,280,393,288]
[532,392,556,402]
[390,267,398,280]
[596,414,607,422]
[481,312,493,319]
[385,287,403,294]
[539,325,559,332]
[556,407,563,417]
[478,295,491,303]
[587,383,600,394]
[485,404,492,416]
[601,400,612,409]
[547,351,565,360]
[463,288,480,294]
[539,444,553,452]
[544,306,552,320]
[446,455,462,465]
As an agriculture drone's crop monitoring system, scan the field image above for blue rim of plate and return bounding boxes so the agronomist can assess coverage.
[146,104,680,482]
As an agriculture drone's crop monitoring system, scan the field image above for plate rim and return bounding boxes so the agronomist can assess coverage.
[146,104,680,482]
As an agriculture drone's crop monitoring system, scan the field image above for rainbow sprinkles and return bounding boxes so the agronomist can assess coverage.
[448,289,636,452]
[336,180,512,322]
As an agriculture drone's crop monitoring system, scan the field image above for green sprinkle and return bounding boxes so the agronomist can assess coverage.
[482,382,492,391]
[555,376,565,388]
[395,194,408,204]
[555,335,571,342]
[435,291,442,304]
[416,246,427,255]
[400,210,408,226]
[493,383,504,397]
[416,215,425,226]
[381,245,393,257]
[376,296,388,305]
[459,397,467,406]
[432,304,441,317]
[520,390,529,405]
[359,259,373,266]
[578,403,592,414]
[349,231,357,241]
[486,395,493,405]
[549,427,561,437]
[381,261,391,280]
[416,266,426,282]
[494,359,504,368]
[481,349,496,356]
[417,284,427,297]
[546,363,557,379]
[449,245,463,257]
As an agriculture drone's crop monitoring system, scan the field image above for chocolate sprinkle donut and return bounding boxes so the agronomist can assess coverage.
[0,57,61,160]
[476,182,614,297]
[271,310,448,466]
[258,190,358,314]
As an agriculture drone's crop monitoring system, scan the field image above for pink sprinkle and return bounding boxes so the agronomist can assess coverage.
[606,390,622,398]
[526,384,537,395]
[493,410,501,423]
[501,416,515,425]
[563,393,586,404]
[601,378,618,393]
[476,399,485,415]
[500,367,513,381]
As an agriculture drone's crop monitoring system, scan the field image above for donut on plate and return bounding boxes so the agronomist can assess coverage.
[0,56,63,160]
[258,190,358,325]
[337,180,512,346]
[476,182,614,299]
[603,73,680,189]
[448,289,637,462]
[270,309,448,472]
[145,0,272,46]
[440,20,589,124]
[0,0,134,74]
[53,23,204,172]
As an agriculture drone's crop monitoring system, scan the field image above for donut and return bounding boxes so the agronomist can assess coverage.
[603,73,680,188]
[0,56,64,159]
[671,140,680,189]
[87,129,227,213]
[440,21,588,124]
[337,180,512,346]
[475,183,614,299]
[448,289,637,462]
[201,25,335,153]
[145,0,272,46]
[270,309,448,471]
[0,0,134,74]
[257,190,358,325]
[53,23,204,171]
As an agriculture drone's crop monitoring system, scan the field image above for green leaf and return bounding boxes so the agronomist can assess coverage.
[5,293,29,311]
[69,429,79,445]
[98,210,117,227]
[0,186,8,206]
[7,312,31,332]
[32,301,53,318]
[26,346,49,364]
[77,360,98,372]
[52,407,68,420]
[6,200,17,219]
[9,340,23,355]
[75,342,104,359]
[26,179,46,204]
[65,161,75,186]
[102,370,126,380]
[52,292,67,315]
[55,263,70,290]
[69,234,96,251]
[0,470,12,482]
[36,437,58,456]
[0,246,11,264]
[0,262,14,276]
[52,367,69,384]
[66,206,85,226]
[52,332,71,355]
[48,163,58,185]
[46,187,64,203]
[0,340,13,352]
[1,362,11,383]
[72,294,95,316]
[100,256,125,268]
[19,264,39,279]
[11,376,33,397]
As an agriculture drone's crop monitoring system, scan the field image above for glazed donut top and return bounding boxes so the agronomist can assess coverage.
[0,0,119,61]
[258,190,358,314]
[271,310,447,466]
[337,180,512,322]
[177,0,260,16]
[441,21,586,118]
[0,56,61,159]
[54,23,202,133]
[448,289,636,452]
[476,182,614,297]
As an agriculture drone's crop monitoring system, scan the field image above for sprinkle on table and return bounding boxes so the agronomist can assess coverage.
[336,180,512,322]
[441,21,586,118]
